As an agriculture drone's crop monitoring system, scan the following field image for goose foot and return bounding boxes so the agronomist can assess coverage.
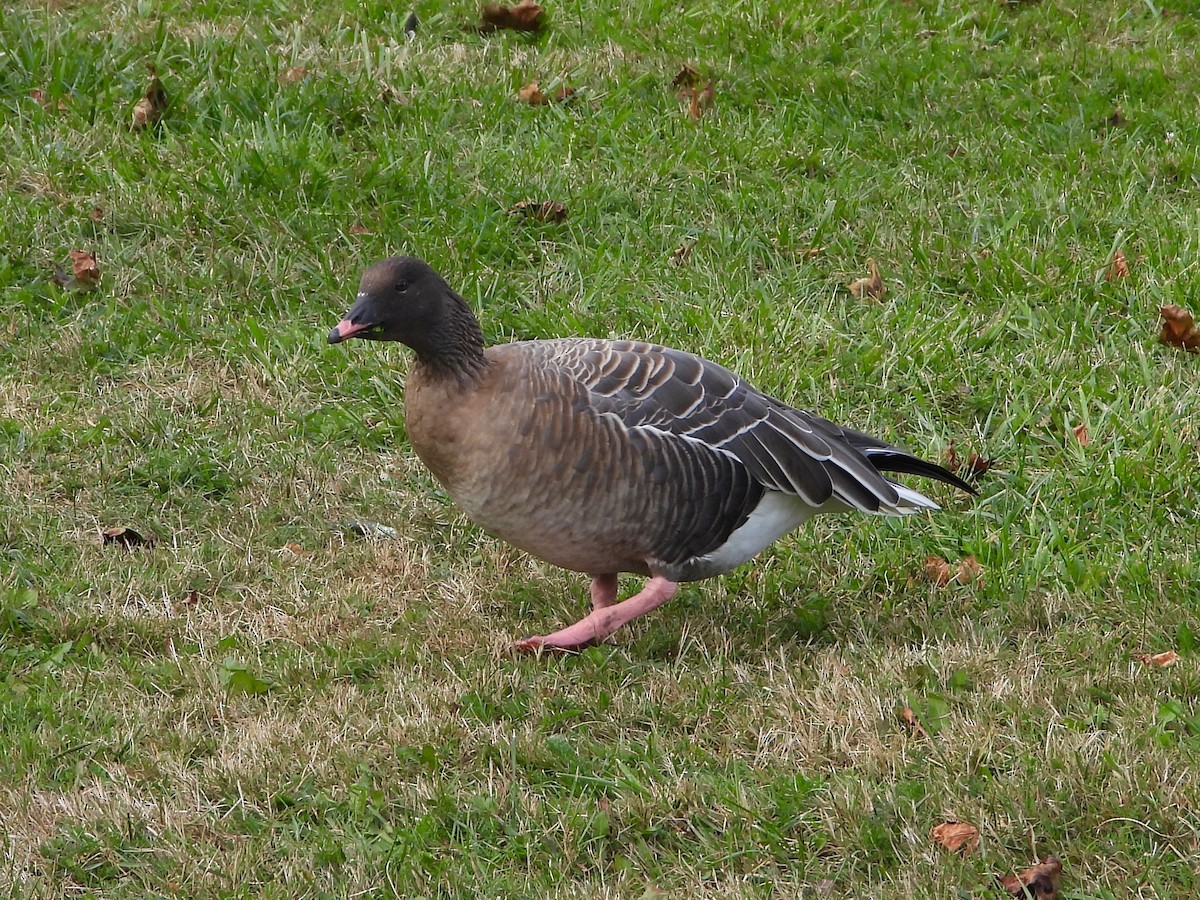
[513,575,678,653]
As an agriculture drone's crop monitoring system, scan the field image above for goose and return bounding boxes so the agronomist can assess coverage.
[328,256,975,652]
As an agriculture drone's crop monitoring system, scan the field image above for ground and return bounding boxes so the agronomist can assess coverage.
[1,0,1198,896]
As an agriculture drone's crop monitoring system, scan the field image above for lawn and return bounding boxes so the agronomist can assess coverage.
[2,0,1199,896]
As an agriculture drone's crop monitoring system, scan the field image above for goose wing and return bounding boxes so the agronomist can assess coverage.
[530,339,914,513]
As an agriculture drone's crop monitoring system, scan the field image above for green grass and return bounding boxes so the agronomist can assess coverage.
[2,0,1199,896]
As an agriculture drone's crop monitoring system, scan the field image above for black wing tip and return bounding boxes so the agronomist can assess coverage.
[935,465,979,496]
[868,451,979,496]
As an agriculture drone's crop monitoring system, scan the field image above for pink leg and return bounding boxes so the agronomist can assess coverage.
[590,574,619,610]
[514,576,678,653]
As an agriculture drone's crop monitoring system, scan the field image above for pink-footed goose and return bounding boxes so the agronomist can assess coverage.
[329,256,975,652]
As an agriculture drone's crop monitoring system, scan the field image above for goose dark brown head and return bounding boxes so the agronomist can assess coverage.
[329,255,487,378]
[328,256,447,345]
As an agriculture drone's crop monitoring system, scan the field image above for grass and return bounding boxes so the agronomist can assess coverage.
[2,0,1199,895]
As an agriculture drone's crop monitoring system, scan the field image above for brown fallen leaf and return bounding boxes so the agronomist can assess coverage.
[926,555,984,587]
[944,440,961,473]
[688,81,715,120]
[131,63,168,130]
[517,82,577,105]
[70,250,101,286]
[998,856,1062,899]
[1071,423,1090,446]
[181,590,202,607]
[509,199,568,223]
[517,81,546,104]
[90,205,105,221]
[1106,108,1126,128]
[898,705,928,739]
[1106,248,1129,281]
[102,526,155,548]
[52,250,102,292]
[480,0,544,32]
[671,64,702,89]
[957,555,984,583]
[964,452,992,479]
[795,246,826,260]
[925,556,954,587]
[931,820,980,855]
[1138,650,1179,667]
[979,248,993,259]
[848,258,885,299]
[671,243,694,266]
[348,223,372,235]
[30,88,70,112]
[278,65,309,85]
[1159,305,1200,353]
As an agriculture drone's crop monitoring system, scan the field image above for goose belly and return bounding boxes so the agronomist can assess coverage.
[663,491,833,583]
[455,483,656,575]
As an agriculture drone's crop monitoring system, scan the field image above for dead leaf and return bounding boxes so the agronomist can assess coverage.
[518,82,576,104]
[998,856,1062,899]
[898,705,928,739]
[90,205,105,221]
[979,248,993,259]
[509,199,568,223]
[1159,305,1200,353]
[671,64,702,89]
[278,66,309,85]
[1138,650,1179,667]
[102,526,154,548]
[70,250,101,287]
[30,88,70,111]
[1071,423,1090,446]
[518,81,547,104]
[944,440,961,473]
[1106,108,1126,128]
[131,63,168,130]
[964,452,992,479]
[926,555,984,587]
[480,0,544,32]
[687,81,715,120]
[671,243,694,266]
[925,556,954,587]
[848,258,885,299]
[957,555,984,583]
[348,223,372,235]
[52,250,101,292]
[1106,248,1129,281]
[181,590,202,607]
[795,246,826,260]
[931,821,980,855]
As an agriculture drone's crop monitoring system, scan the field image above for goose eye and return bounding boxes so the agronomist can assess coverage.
[396,280,408,293]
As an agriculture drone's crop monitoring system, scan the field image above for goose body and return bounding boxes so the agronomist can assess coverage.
[329,257,974,651]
